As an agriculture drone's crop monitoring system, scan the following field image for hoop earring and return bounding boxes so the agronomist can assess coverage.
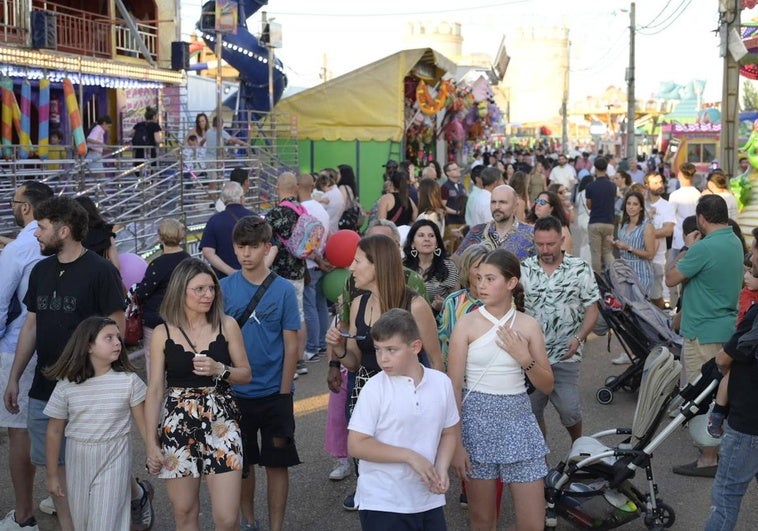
[434,247,442,257]
[410,248,418,258]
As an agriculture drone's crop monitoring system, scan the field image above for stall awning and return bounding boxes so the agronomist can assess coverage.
[275,48,455,142]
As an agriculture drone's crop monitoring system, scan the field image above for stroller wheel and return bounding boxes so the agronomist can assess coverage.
[644,501,676,529]
[604,375,618,386]
[596,386,614,404]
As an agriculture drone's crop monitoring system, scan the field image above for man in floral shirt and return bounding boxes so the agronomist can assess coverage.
[521,215,599,444]
[266,172,309,376]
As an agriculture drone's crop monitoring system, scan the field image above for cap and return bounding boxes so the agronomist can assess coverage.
[383,159,398,168]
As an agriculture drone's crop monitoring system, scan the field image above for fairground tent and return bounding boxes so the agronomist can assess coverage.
[276,48,456,142]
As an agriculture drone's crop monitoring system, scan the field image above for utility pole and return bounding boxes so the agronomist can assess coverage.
[625,2,636,161]
[719,0,741,178]
[261,11,275,115]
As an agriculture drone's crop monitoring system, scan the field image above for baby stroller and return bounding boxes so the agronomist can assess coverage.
[544,347,721,530]
[594,260,683,404]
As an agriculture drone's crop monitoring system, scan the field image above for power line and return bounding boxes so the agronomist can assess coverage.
[637,0,674,29]
[637,0,692,36]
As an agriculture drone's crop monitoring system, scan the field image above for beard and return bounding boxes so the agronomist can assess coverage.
[39,236,63,256]
[649,187,664,197]
[492,211,512,223]
[13,210,24,228]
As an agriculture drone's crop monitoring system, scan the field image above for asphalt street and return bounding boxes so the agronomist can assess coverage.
[1,331,756,530]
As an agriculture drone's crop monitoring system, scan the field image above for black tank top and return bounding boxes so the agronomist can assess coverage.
[354,290,420,374]
[386,193,413,226]
[163,324,233,387]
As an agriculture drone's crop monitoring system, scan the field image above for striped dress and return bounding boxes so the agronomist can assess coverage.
[618,221,653,296]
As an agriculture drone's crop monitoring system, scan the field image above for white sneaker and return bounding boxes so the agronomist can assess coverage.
[38,497,56,516]
[329,461,351,481]
[0,510,40,531]
[611,353,636,365]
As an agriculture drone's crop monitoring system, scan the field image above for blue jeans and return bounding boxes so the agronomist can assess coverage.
[705,425,758,531]
[303,267,329,354]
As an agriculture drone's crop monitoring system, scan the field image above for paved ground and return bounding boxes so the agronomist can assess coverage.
[1,332,756,530]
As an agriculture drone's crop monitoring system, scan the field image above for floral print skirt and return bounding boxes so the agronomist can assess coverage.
[158,385,242,479]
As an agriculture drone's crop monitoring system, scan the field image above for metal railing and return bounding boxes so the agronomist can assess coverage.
[6,0,161,60]
[0,117,298,258]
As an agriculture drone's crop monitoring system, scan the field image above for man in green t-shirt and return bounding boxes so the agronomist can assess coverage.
[666,194,743,477]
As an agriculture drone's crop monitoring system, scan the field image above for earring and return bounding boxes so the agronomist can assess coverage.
[410,248,418,258]
[434,247,442,257]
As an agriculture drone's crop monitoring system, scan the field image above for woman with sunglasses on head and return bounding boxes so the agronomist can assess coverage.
[144,258,251,531]
[325,234,443,510]
[528,191,573,254]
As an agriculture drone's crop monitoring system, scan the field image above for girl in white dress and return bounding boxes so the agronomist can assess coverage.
[44,317,149,531]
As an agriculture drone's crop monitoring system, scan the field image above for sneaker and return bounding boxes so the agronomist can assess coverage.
[342,492,359,511]
[130,478,154,531]
[329,461,351,481]
[296,360,309,375]
[293,372,299,380]
[305,351,321,363]
[459,492,468,509]
[38,497,56,516]
[240,519,261,531]
[611,353,635,365]
[0,511,39,531]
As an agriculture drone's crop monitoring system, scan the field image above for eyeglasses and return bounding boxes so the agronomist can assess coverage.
[187,285,216,296]
[334,315,366,340]
[534,198,549,206]
[9,200,28,207]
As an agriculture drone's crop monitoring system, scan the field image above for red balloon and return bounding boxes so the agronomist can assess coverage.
[324,229,361,268]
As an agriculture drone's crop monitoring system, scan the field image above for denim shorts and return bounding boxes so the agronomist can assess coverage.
[28,398,66,467]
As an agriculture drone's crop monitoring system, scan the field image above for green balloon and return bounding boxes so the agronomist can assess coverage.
[321,268,351,304]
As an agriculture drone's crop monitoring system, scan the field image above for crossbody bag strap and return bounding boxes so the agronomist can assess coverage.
[236,272,277,328]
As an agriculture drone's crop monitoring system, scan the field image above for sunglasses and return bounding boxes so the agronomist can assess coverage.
[334,315,367,340]
[534,198,549,206]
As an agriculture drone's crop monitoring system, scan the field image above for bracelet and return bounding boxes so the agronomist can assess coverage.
[523,360,536,372]
[573,334,585,345]
[334,348,348,360]
[328,360,341,368]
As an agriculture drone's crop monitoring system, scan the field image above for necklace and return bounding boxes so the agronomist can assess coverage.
[177,325,205,354]
[57,247,87,277]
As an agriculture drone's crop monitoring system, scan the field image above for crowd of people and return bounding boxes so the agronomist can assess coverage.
[0,141,755,531]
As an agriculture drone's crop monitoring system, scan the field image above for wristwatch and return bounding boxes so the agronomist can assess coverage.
[328,360,341,369]
[219,364,231,381]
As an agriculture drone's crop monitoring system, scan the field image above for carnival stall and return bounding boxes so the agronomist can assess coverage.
[274,48,456,206]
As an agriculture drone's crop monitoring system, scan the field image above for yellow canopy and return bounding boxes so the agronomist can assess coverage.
[275,48,455,142]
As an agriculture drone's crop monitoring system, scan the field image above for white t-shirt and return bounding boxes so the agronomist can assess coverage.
[320,186,345,234]
[465,186,482,227]
[669,186,701,249]
[648,197,675,266]
[349,367,459,513]
[301,199,330,269]
[44,371,146,442]
[549,165,577,189]
[469,189,492,226]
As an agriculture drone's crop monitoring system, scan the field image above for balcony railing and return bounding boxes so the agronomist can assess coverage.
[0,0,28,45]
[0,0,159,61]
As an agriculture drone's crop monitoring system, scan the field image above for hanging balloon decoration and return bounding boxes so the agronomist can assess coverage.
[416,79,453,115]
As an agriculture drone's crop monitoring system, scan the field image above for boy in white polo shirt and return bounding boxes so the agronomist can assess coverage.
[348,308,460,530]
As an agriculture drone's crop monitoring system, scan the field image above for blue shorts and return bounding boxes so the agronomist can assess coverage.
[28,398,65,467]
[359,506,446,531]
